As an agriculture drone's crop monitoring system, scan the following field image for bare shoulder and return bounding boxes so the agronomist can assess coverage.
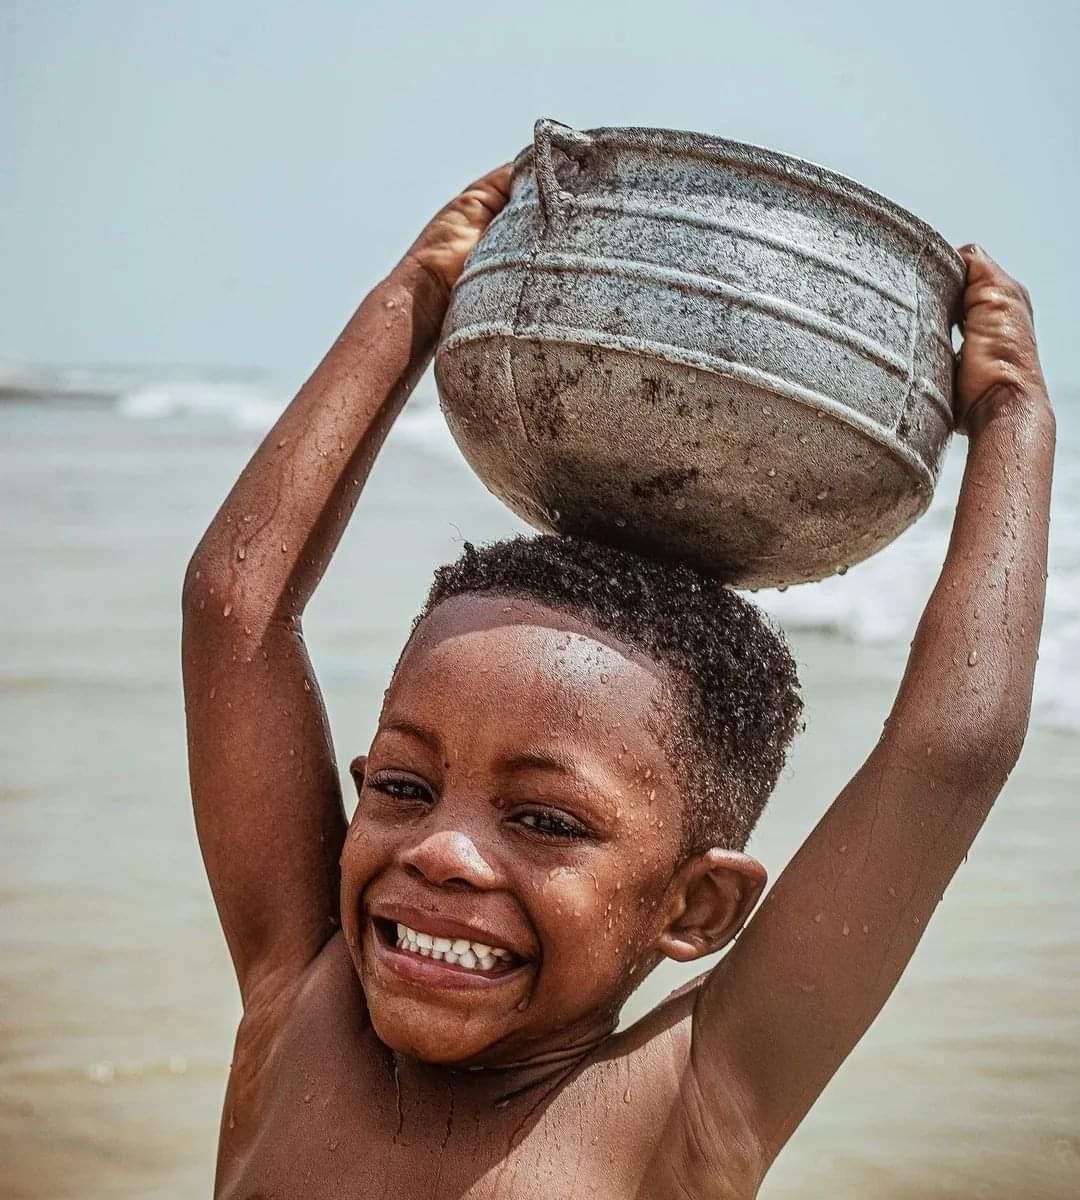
[222,935,374,1128]
[571,972,764,1198]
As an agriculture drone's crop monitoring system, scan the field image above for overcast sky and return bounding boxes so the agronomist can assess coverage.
[4,0,1077,391]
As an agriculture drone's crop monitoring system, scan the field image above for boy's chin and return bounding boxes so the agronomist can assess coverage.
[368,1003,501,1066]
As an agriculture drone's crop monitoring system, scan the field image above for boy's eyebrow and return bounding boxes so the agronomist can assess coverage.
[379,719,444,755]
[500,750,581,777]
[499,751,618,802]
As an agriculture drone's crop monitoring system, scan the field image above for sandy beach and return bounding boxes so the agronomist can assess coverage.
[2,389,1078,1199]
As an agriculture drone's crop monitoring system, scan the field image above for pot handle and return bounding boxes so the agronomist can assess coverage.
[533,118,594,230]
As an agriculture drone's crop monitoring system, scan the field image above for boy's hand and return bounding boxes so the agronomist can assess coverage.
[954,245,1050,435]
[402,163,512,300]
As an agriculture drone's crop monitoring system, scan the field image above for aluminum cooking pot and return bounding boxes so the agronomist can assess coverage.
[434,119,964,588]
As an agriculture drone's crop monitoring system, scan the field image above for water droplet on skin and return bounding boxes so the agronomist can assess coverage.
[237,546,246,561]
[842,922,850,936]
[674,498,686,511]
[385,298,397,309]
[968,650,979,666]
[303,1090,313,1103]
[862,923,869,934]
[623,1088,632,1103]
[838,844,847,854]
[277,439,288,449]
[328,1138,339,1151]
[777,584,788,593]
[281,540,288,554]
[888,886,897,897]
[600,673,609,683]
[813,913,823,924]
[816,489,829,501]
[913,915,920,925]
[576,706,583,719]
[303,679,312,692]
[228,1110,236,1129]
[767,467,777,477]
[836,565,849,576]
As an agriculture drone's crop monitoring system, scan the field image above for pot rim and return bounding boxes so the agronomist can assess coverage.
[512,122,964,283]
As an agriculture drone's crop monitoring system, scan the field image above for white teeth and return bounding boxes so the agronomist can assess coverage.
[392,923,514,973]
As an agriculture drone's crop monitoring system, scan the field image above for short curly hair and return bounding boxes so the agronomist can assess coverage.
[412,535,802,853]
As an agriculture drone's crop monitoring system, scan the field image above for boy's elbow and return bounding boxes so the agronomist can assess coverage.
[181,540,221,621]
[181,542,244,632]
[929,712,1029,788]
[888,700,1030,790]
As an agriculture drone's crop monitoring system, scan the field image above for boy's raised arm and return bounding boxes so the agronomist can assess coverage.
[181,167,510,1006]
[690,247,1056,1162]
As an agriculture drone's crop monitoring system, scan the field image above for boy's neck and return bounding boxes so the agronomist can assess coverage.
[388,1018,619,1109]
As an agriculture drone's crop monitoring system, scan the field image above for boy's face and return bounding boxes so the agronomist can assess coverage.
[339,594,689,1067]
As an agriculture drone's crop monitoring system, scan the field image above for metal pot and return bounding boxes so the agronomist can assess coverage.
[434,119,963,588]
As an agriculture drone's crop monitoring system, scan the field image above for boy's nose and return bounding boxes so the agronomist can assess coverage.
[400,829,498,890]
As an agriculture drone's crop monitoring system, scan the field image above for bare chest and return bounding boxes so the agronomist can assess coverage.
[216,950,756,1200]
[222,1053,690,1200]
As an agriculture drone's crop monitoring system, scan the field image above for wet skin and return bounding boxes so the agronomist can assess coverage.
[182,165,1054,1199]
[343,594,708,1071]
[212,601,767,1199]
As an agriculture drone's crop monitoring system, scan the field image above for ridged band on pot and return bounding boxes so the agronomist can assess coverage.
[435,118,964,588]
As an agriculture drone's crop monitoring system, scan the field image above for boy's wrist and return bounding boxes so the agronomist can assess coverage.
[382,256,450,340]
[965,384,1054,441]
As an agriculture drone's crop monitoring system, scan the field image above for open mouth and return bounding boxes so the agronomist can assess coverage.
[370,917,530,985]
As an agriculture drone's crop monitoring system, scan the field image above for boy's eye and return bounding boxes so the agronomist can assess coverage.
[515,810,591,840]
[368,774,433,804]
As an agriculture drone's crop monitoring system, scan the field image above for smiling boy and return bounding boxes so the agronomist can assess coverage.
[182,164,1054,1198]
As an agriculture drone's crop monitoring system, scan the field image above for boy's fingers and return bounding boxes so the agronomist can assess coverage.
[464,162,513,201]
[956,243,1034,319]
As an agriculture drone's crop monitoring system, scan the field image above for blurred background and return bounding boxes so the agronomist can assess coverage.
[2,2,1077,1197]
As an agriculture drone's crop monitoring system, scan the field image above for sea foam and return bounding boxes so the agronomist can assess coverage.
[18,362,1072,734]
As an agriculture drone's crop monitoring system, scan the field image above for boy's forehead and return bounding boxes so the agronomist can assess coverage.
[389,594,671,738]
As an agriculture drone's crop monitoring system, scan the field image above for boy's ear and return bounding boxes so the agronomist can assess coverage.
[657,847,767,963]
[349,755,367,795]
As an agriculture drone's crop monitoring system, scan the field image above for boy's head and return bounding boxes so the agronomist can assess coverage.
[340,536,802,1067]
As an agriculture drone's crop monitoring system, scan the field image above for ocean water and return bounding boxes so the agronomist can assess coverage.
[1,364,1077,1199]
[98,363,1080,739]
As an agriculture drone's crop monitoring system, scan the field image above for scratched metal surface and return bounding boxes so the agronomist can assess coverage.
[435,119,964,588]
